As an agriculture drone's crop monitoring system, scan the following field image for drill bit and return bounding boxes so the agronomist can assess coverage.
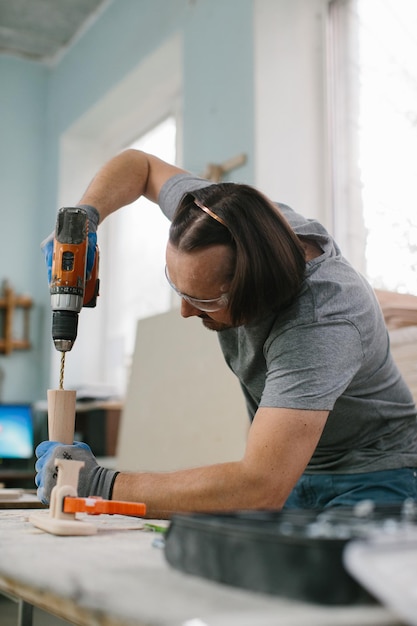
[59,352,66,390]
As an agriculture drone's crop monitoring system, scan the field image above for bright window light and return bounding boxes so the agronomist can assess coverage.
[105,116,176,394]
[358,0,417,294]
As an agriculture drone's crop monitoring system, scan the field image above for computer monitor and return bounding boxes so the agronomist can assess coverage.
[0,404,34,460]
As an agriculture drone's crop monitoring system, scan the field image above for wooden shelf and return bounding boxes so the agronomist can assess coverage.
[0,281,32,355]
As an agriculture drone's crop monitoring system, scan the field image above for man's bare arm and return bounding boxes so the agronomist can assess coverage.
[79,149,186,222]
[112,407,329,518]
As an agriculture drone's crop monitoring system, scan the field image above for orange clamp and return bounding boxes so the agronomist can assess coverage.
[63,496,147,517]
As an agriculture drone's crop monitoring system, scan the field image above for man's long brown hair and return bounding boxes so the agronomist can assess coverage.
[169,183,306,326]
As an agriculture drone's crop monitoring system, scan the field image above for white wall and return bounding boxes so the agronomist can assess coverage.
[254,0,331,227]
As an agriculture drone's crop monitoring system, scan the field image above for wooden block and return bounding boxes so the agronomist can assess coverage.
[47,389,76,444]
[30,459,97,536]
[30,512,97,536]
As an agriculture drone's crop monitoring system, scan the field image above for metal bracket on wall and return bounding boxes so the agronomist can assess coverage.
[201,153,247,182]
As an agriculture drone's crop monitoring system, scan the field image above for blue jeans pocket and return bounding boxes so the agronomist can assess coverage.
[284,468,417,509]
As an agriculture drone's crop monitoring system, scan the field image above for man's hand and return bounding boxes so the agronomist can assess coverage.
[41,204,99,284]
[35,441,119,505]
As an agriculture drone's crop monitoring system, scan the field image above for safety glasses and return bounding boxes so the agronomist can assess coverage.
[165,266,229,312]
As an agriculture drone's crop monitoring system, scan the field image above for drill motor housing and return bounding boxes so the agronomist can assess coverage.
[51,207,99,352]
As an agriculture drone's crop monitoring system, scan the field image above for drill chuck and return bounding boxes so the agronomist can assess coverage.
[52,310,78,352]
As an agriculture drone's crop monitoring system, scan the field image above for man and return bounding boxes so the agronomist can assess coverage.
[36,149,417,517]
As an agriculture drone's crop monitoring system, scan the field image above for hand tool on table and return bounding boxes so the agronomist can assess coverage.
[63,496,146,517]
[30,458,147,535]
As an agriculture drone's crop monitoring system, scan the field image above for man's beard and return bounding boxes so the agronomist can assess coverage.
[199,314,232,332]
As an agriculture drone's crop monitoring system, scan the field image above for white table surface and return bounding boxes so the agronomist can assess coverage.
[0,509,404,626]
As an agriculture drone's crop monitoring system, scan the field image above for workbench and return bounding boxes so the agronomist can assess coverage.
[0,510,404,626]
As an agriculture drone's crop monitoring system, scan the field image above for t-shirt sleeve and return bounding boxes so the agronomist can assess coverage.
[158,173,212,221]
[260,320,364,411]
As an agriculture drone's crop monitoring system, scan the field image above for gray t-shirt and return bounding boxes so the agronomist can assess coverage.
[159,174,417,474]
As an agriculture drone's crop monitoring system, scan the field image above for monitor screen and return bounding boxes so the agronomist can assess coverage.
[0,404,34,459]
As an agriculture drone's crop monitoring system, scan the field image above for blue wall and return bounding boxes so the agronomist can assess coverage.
[0,0,254,402]
[0,56,48,402]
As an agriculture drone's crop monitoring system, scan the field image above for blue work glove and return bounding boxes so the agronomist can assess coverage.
[35,440,119,505]
[41,204,99,284]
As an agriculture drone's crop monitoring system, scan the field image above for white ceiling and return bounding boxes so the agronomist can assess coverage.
[0,0,109,63]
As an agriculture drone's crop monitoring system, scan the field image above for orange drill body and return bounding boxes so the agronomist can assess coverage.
[51,207,99,353]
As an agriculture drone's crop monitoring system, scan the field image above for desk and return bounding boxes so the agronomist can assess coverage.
[0,470,35,489]
[0,510,403,626]
[0,490,45,509]
[73,401,122,456]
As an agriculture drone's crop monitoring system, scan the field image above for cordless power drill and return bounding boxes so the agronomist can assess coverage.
[50,207,99,387]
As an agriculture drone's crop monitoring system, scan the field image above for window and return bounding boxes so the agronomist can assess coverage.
[328,0,417,294]
[358,0,417,293]
[104,117,177,394]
